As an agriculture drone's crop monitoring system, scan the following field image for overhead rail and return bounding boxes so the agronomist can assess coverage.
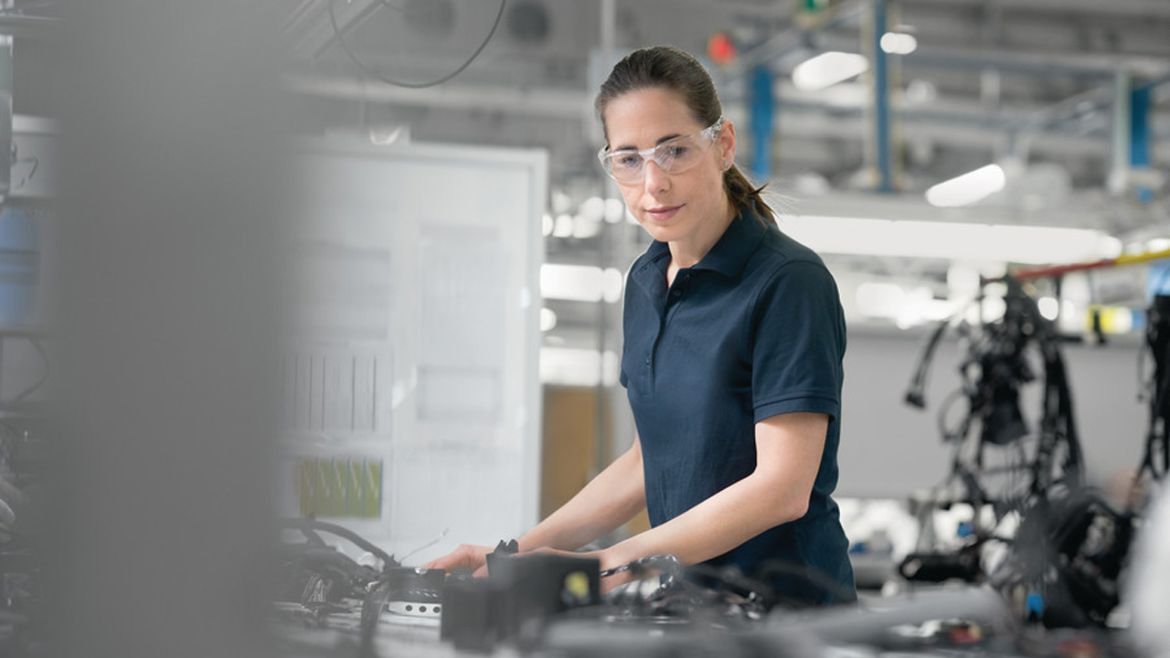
[1000,248,1170,283]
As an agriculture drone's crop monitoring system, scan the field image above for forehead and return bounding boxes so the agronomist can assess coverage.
[603,87,703,148]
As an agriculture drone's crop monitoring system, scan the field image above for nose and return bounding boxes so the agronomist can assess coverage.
[643,159,670,194]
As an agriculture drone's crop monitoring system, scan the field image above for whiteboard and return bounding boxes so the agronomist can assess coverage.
[284,138,546,562]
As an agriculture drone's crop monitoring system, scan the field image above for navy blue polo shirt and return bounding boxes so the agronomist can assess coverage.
[619,210,856,606]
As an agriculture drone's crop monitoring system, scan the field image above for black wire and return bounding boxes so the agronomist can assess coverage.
[327,0,506,89]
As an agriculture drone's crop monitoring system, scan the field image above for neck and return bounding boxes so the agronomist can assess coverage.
[668,197,737,268]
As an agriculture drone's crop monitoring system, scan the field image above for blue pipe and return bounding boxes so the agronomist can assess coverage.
[749,65,774,182]
[872,0,893,193]
[1131,84,1152,204]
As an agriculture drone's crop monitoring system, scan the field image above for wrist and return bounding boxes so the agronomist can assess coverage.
[516,532,544,553]
[601,541,637,573]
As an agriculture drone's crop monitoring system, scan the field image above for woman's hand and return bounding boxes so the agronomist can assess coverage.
[423,543,494,576]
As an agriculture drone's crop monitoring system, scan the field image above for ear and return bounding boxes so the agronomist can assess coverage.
[718,119,737,168]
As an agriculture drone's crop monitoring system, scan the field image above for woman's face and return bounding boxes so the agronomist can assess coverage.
[602,87,736,246]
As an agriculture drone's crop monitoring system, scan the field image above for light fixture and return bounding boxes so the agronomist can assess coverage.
[783,215,1122,265]
[792,51,869,91]
[540,308,557,332]
[603,198,625,224]
[925,164,1006,207]
[1147,238,1170,253]
[571,214,603,239]
[552,214,573,238]
[579,196,605,223]
[602,268,624,303]
[539,348,619,387]
[540,264,624,304]
[855,282,904,318]
[905,79,937,105]
[880,32,917,55]
[1038,296,1059,321]
[981,295,1007,323]
[541,264,602,302]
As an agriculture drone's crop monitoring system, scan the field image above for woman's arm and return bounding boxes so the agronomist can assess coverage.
[599,412,827,571]
[424,433,646,571]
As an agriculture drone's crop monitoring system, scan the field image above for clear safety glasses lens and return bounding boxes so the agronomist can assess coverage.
[599,119,724,184]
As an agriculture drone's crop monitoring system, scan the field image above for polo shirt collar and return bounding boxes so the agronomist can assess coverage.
[691,209,768,278]
[631,208,768,293]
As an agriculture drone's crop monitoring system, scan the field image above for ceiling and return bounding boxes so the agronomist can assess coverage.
[280,0,1170,342]
[282,0,1170,195]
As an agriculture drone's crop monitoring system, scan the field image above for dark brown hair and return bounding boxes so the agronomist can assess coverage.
[594,45,775,225]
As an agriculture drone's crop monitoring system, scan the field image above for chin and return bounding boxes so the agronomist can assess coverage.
[639,223,678,243]
[637,216,689,243]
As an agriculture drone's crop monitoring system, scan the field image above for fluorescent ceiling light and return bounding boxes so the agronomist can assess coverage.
[783,215,1123,265]
[1147,238,1170,252]
[925,164,1006,207]
[540,308,557,332]
[880,32,917,55]
[792,52,869,91]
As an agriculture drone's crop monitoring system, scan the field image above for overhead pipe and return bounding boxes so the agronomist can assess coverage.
[1131,82,1153,203]
[1108,70,1132,196]
[868,0,894,193]
[749,65,775,183]
[814,32,1170,79]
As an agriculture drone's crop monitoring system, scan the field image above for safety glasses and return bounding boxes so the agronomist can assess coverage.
[598,117,725,184]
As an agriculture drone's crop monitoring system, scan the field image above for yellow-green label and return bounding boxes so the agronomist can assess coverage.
[296,457,383,518]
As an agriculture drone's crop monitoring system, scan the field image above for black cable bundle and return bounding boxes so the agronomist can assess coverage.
[904,279,1083,510]
[969,285,1035,449]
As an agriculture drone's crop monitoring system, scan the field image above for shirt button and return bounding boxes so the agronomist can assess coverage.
[670,289,682,298]
[644,355,651,366]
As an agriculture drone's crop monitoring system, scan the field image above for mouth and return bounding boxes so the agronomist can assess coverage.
[644,204,684,222]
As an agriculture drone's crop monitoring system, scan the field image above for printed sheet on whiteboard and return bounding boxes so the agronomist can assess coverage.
[416,224,506,422]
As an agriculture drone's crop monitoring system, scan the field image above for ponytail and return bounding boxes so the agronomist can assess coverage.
[723,164,776,226]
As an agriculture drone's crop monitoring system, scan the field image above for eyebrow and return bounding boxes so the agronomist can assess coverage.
[612,132,684,152]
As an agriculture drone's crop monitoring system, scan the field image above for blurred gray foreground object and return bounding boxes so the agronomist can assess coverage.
[52,2,288,658]
[1129,486,1170,658]
[766,586,1016,646]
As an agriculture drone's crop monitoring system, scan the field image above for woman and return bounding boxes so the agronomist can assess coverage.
[427,45,855,606]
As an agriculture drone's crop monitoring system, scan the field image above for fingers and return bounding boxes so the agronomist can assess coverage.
[422,544,489,572]
[428,545,468,570]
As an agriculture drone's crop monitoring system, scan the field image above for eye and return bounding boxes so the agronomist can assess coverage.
[613,153,642,169]
[663,145,690,159]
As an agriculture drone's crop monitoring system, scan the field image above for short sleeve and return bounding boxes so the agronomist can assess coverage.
[750,260,846,423]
